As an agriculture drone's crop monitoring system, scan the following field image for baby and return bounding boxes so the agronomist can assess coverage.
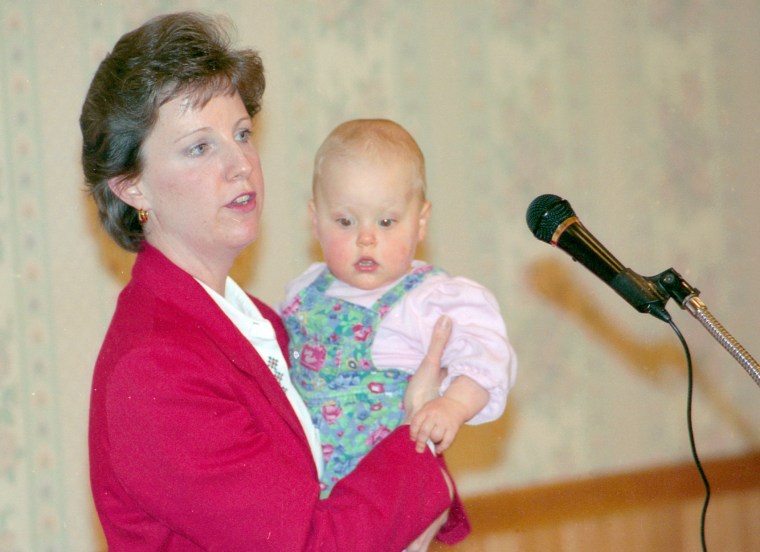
[281,119,517,497]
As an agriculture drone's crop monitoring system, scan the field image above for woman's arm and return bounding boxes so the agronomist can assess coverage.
[101,344,453,551]
[97,297,465,552]
[402,315,453,424]
[400,316,472,550]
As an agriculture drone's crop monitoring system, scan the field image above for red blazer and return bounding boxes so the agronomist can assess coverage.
[89,244,469,551]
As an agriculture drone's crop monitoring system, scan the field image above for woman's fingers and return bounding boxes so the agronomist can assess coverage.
[403,316,453,423]
[424,315,452,365]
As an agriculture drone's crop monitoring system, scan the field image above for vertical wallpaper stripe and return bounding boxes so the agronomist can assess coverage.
[4,3,66,549]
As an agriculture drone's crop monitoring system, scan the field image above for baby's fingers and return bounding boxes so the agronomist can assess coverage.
[434,429,456,454]
[410,413,435,453]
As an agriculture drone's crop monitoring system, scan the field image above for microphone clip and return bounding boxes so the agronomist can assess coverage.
[636,267,702,323]
[650,268,760,387]
[650,268,701,308]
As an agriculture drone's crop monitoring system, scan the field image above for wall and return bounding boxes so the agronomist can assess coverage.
[438,452,760,551]
[1,1,759,549]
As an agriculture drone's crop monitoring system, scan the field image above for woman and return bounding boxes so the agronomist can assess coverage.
[81,11,468,551]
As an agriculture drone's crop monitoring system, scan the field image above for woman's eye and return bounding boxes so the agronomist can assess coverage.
[236,129,252,142]
[188,143,209,157]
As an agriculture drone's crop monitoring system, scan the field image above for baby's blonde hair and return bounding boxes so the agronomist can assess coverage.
[313,119,427,199]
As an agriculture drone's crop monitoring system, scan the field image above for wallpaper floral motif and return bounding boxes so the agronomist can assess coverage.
[2,1,759,549]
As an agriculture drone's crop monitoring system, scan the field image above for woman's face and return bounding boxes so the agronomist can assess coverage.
[118,92,264,279]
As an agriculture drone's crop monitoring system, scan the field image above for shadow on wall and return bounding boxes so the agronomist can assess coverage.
[82,191,134,287]
[445,402,518,474]
[526,257,684,377]
[525,256,760,446]
[90,507,106,552]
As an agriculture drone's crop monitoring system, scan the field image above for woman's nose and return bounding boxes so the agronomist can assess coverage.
[226,146,254,181]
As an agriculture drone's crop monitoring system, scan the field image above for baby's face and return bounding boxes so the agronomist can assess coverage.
[310,155,430,290]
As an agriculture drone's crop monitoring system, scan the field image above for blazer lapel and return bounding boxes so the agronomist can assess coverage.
[131,245,311,454]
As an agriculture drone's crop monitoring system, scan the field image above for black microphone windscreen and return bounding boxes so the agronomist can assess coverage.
[526,194,576,243]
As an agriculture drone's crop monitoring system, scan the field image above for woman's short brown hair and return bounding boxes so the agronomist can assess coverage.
[80,12,265,251]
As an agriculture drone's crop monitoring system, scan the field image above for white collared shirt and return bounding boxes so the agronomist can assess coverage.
[197,277,323,477]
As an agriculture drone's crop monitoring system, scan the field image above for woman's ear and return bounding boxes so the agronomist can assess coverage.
[108,176,147,210]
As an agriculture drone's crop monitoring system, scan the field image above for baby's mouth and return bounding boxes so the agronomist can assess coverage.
[355,258,378,270]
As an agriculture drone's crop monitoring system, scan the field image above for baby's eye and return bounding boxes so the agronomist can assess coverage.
[378,218,395,228]
[336,218,353,227]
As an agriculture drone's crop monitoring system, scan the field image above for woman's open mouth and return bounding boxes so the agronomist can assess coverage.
[228,192,257,211]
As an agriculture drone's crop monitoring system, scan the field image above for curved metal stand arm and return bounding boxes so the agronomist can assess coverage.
[682,297,760,388]
[651,268,760,389]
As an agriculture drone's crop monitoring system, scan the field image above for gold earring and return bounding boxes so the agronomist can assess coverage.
[137,209,149,224]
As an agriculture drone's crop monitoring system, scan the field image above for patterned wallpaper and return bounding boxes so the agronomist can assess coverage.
[2,1,759,549]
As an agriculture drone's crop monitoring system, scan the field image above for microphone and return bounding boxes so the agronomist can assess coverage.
[526,194,671,322]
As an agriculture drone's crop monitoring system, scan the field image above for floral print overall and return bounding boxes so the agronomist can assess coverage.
[282,265,441,497]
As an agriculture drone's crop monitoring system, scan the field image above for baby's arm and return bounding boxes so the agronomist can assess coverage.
[409,375,489,454]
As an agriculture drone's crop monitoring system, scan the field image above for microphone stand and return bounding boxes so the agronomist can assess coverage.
[650,268,760,388]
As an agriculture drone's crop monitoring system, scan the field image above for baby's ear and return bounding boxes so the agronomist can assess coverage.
[308,199,319,239]
[108,176,148,210]
[418,200,432,240]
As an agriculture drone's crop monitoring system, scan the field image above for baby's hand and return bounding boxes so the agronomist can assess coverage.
[409,396,469,454]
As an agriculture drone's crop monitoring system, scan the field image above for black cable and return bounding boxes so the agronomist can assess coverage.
[667,318,711,552]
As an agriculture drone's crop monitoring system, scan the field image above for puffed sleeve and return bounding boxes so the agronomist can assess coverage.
[373,273,517,425]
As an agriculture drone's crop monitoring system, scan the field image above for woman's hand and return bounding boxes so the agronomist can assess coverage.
[403,316,452,452]
[402,320,456,551]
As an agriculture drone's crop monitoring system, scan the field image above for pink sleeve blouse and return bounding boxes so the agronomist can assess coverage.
[283,261,517,425]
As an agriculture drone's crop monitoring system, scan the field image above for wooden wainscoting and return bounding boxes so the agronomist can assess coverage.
[432,451,760,552]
